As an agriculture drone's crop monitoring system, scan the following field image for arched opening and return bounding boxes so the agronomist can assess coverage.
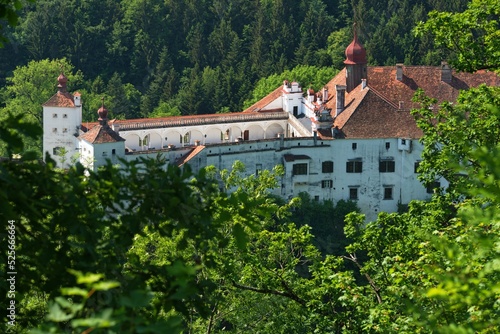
[265,123,285,139]
[243,124,265,140]
[164,130,183,148]
[205,126,224,144]
[148,132,162,150]
[123,133,141,151]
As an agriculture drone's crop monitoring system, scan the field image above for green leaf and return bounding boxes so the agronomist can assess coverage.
[60,287,88,297]
[92,280,120,291]
[46,302,74,322]
[233,223,248,250]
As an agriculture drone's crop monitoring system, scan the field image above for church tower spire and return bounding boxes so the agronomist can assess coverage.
[344,23,367,92]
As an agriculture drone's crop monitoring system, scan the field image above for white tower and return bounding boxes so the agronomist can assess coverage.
[42,73,82,168]
[282,80,304,117]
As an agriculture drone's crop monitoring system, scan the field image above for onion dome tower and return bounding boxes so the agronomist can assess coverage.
[344,23,367,92]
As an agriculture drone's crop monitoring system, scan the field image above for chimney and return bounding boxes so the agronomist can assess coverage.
[317,92,322,105]
[74,92,81,106]
[111,122,120,133]
[361,78,367,89]
[335,85,346,117]
[396,63,404,81]
[441,61,452,83]
[322,88,329,102]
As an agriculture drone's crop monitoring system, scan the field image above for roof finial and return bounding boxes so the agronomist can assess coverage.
[57,67,68,93]
[353,22,357,40]
[97,97,109,125]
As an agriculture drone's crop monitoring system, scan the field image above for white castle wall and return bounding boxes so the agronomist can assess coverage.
[189,136,440,222]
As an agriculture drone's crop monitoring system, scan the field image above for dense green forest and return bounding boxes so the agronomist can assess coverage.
[1,0,500,333]
[0,0,469,122]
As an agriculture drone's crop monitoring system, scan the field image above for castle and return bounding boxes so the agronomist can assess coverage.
[42,32,500,221]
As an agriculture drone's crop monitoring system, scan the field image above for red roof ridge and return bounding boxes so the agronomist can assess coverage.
[79,124,125,144]
[43,91,75,107]
[177,145,205,167]
[242,85,284,113]
[366,85,399,109]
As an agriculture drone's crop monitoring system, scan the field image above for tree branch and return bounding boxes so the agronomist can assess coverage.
[232,280,306,307]
[342,253,383,304]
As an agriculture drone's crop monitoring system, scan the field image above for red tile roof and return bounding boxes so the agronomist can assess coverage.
[321,65,500,139]
[79,124,125,144]
[176,145,205,167]
[242,86,284,113]
[106,111,288,131]
[79,64,499,142]
[43,91,75,107]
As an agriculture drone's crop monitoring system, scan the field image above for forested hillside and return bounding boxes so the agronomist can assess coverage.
[1,0,468,121]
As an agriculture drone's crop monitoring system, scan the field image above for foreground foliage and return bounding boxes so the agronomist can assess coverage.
[1,101,499,332]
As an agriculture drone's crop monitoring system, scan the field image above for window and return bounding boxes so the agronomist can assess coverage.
[52,128,57,133]
[112,149,116,155]
[414,161,421,173]
[379,160,395,173]
[314,195,320,202]
[426,181,441,194]
[321,180,333,188]
[322,161,334,173]
[62,128,68,133]
[349,188,358,200]
[293,106,298,117]
[63,114,68,118]
[292,163,308,176]
[352,143,357,150]
[384,187,393,200]
[52,113,57,118]
[346,160,362,173]
[256,163,262,176]
[183,132,190,144]
[401,139,406,145]
[385,142,390,150]
[53,147,63,155]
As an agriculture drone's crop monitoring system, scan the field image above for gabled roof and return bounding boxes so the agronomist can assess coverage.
[79,124,125,144]
[43,91,75,107]
[367,66,500,107]
[320,65,500,139]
